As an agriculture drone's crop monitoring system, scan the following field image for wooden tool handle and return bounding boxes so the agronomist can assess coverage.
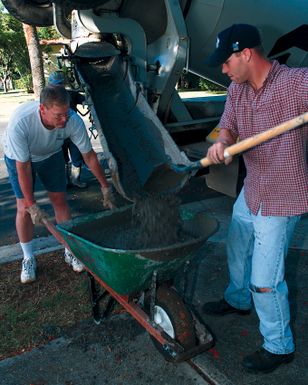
[199,111,308,168]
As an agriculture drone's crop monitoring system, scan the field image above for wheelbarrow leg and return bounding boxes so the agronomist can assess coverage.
[181,260,192,303]
[101,296,116,320]
[87,272,116,324]
[88,273,102,324]
[149,270,158,322]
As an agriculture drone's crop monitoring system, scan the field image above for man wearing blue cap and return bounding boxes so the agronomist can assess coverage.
[203,24,308,373]
[48,71,88,189]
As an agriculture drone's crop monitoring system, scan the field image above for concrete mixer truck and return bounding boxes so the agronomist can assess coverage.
[3,0,308,200]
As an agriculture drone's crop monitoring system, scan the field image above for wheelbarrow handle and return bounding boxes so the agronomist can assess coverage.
[41,217,71,250]
[198,111,308,168]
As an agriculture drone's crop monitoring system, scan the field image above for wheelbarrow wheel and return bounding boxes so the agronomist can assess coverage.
[148,286,196,360]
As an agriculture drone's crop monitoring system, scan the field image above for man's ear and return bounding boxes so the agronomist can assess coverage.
[242,48,252,62]
[39,104,47,116]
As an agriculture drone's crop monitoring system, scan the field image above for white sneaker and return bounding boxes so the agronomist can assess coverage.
[20,258,36,284]
[64,249,84,273]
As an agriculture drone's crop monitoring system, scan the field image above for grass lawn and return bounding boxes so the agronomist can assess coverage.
[0,250,90,360]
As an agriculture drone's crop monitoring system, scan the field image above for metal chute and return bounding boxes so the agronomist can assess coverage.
[75,47,190,201]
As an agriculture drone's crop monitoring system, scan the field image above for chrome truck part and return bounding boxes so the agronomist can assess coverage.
[74,49,190,200]
[3,0,308,198]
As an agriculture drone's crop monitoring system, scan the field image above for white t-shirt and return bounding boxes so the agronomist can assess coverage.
[3,101,92,162]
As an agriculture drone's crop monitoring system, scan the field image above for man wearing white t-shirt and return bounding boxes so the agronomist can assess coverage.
[3,86,114,283]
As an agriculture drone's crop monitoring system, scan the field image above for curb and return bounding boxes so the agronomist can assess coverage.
[0,235,63,265]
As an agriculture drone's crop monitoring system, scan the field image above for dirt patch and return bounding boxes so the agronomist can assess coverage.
[0,250,90,360]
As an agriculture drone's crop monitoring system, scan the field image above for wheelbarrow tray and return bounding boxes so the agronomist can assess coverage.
[57,205,218,295]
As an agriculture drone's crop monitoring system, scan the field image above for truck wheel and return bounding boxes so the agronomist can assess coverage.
[148,286,196,361]
[2,0,53,26]
[52,0,111,9]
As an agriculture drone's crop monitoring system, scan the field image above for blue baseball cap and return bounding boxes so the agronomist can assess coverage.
[48,71,65,85]
[205,24,261,67]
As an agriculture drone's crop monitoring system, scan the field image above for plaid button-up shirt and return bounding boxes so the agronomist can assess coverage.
[219,60,308,216]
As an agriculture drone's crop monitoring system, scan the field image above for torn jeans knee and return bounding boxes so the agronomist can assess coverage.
[250,284,272,293]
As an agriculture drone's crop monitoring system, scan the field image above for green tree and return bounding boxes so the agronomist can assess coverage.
[0,10,30,92]
[198,77,226,93]
[0,1,61,95]
[38,26,60,41]
[38,25,63,74]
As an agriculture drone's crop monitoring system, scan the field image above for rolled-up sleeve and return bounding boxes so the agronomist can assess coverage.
[296,69,308,109]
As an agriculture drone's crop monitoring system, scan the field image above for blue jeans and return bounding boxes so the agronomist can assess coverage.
[62,138,84,167]
[224,189,300,354]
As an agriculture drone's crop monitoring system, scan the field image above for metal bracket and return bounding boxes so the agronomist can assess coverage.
[149,270,158,323]
[87,273,115,324]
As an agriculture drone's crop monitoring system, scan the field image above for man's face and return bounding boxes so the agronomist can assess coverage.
[40,103,70,129]
[221,50,250,84]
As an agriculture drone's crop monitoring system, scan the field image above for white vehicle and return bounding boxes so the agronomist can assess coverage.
[4,0,308,199]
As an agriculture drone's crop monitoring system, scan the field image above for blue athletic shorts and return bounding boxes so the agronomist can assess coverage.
[5,151,66,199]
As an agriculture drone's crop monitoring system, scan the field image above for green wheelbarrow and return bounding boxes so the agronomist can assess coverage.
[43,205,218,362]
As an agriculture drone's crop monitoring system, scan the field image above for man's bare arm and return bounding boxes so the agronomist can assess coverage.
[82,150,109,188]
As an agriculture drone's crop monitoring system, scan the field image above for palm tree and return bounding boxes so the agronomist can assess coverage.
[22,23,45,97]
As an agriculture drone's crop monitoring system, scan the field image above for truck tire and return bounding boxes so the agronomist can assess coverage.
[2,0,53,26]
[52,0,111,9]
